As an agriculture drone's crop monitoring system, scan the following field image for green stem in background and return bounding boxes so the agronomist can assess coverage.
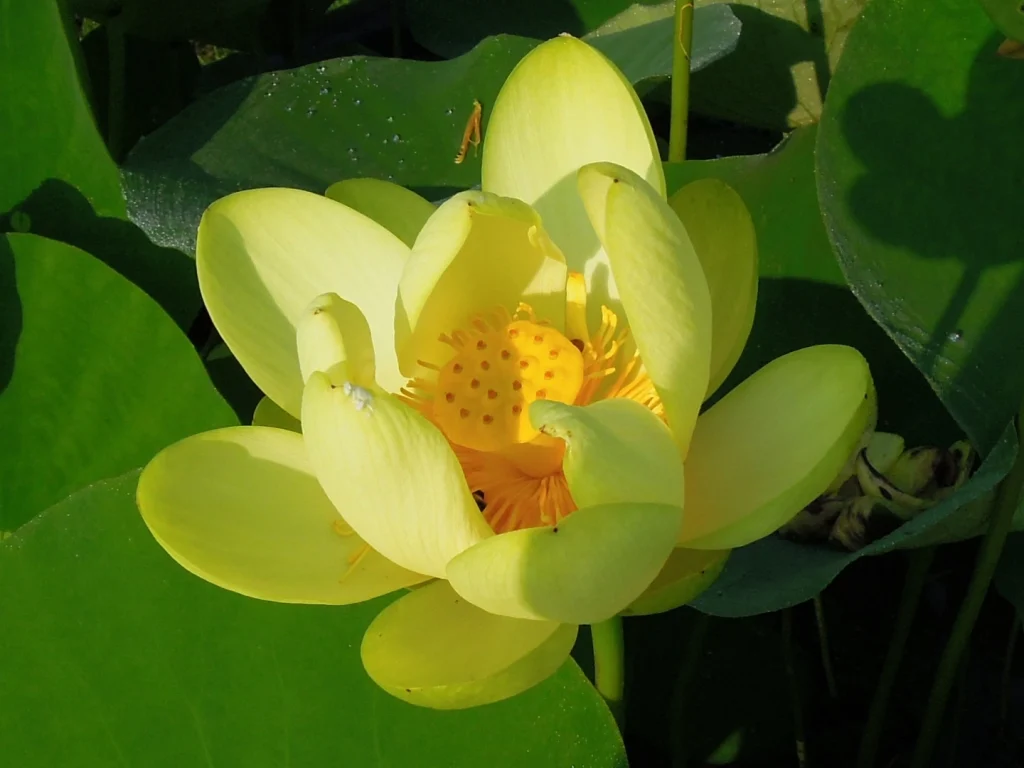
[670,612,710,768]
[390,0,403,58]
[591,616,625,728]
[856,546,935,768]
[909,412,1024,768]
[105,13,126,163]
[999,613,1020,731]
[781,608,808,768]
[813,594,839,699]
[668,0,695,162]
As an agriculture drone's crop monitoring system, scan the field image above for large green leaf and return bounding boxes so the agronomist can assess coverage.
[0,0,123,219]
[688,0,866,130]
[0,470,627,767]
[976,0,1024,39]
[405,0,635,58]
[121,28,741,257]
[0,234,236,533]
[664,129,1015,616]
[0,0,200,327]
[816,0,1024,454]
[583,2,742,91]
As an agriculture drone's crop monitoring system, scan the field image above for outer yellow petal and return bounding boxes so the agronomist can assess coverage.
[446,502,682,624]
[622,548,730,616]
[296,292,376,388]
[251,397,301,432]
[578,162,713,457]
[361,580,577,709]
[325,177,434,248]
[301,371,493,579]
[396,190,567,375]
[530,398,684,508]
[136,426,426,604]
[482,36,664,291]
[669,179,758,398]
[197,188,409,417]
[679,345,875,550]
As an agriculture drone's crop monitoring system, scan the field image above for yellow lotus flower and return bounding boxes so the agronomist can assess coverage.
[137,36,874,710]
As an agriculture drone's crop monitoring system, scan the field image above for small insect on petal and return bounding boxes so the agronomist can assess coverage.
[454,99,483,164]
[342,381,375,413]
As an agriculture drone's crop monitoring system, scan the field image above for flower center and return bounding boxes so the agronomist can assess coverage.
[431,309,584,454]
[401,283,662,535]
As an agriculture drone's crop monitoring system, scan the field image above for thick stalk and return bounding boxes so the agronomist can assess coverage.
[591,617,625,727]
[909,413,1024,768]
[856,547,935,768]
[668,0,694,162]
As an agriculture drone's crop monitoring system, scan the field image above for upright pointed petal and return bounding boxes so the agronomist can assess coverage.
[302,371,493,579]
[137,426,426,604]
[396,191,566,374]
[622,548,730,616]
[530,398,684,508]
[446,502,682,624]
[669,179,758,398]
[197,188,409,417]
[296,292,377,387]
[325,177,434,248]
[361,580,577,709]
[578,163,713,456]
[482,36,663,287]
[679,345,875,550]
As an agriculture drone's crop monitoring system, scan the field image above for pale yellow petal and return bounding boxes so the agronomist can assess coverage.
[325,177,434,248]
[395,191,567,375]
[669,179,758,398]
[679,345,875,550]
[136,426,426,604]
[446,502,682,624]
[251,397,301,432]
[361,580,577,709]
[296,292,376,387]
[482,36,664,302]
[530,397,683,508]
[197,188,409,416]
[301,371,493,579]
[578,162,713,456]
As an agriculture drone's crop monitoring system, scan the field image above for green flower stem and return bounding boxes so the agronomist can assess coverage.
[856,546,935,768]
[909,413,1024,768]
[813,594,838,699]
[668,0,695,162]
[999,613,1020,729]
[669,612,710,768]
[781,608,807,768]
[591,616,625,727]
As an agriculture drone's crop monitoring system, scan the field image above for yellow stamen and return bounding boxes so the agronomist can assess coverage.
[403,283,661,535]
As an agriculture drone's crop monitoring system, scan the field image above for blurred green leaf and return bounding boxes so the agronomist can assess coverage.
[816,0,1024,453]
[665,128,1016,616]
[0,0,201,327]
[0,234,236,533]
[405,0,635,58]
[0,470,627,767]
[0,0,122,218]
[976,0,1024,39]
[688,0,866,130]
[69,0,269,48]
[584,3,742,90]
[122,35,538,255]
